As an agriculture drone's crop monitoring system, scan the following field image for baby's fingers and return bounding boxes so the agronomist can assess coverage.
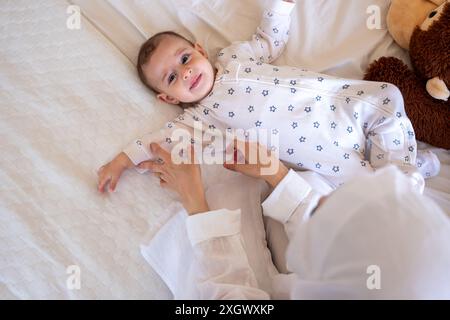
[97,165,105,175]
[98,174,111,193]
[109,174,121,192]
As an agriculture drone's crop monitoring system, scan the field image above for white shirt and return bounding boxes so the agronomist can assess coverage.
[185,166,450,299]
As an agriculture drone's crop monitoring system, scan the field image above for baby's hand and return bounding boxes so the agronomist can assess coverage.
[97,152,134,193]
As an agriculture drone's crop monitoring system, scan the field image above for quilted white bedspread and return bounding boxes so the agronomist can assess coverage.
[0,0,180,299]
[1,0,449,299]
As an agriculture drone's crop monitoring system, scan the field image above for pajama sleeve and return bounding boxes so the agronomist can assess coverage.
[122,107,221,170]
[217,0,295,65]
[261,169,328,241]
[123,117,192,166]
[186,209,270,300]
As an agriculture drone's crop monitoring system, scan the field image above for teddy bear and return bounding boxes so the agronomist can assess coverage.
[364,0,449,149]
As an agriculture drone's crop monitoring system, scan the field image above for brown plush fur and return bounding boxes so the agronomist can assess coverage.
[410,3,450,87]
[364,3,450,149]
[365,57,450,149]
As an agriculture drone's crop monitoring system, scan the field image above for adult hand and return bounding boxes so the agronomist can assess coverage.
[223,139,288,188]
[138,143,209,215]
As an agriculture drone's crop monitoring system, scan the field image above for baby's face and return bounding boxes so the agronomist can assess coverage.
[143,36,215,104]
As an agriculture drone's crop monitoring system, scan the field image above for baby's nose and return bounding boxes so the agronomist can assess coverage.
[183,68,193,81]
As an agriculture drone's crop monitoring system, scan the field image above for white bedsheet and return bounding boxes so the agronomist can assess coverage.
[0,0,177,299]
[1,0,448,299]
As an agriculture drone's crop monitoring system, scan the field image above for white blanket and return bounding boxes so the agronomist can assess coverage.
[0,0,177,299]
[1,0,448,299]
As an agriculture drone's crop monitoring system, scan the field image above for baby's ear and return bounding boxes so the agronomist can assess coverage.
[157,93,180,105]
[194,43,208,59]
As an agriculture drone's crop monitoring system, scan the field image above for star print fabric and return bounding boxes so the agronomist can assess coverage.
[215,0,294,66]
[123,0,296,167]
[123,0,422,188]
[199,62,418,186]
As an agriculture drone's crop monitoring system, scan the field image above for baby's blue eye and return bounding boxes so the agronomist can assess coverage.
[168,73,176,84]
[181,54,190,64]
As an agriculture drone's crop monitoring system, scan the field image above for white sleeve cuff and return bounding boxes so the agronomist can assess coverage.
[123,140,154,166]
[262,169,312,223]
[186,209,241,246]
[267,1,295,16]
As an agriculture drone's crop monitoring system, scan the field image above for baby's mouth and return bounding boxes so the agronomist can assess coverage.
[190,73,202,90]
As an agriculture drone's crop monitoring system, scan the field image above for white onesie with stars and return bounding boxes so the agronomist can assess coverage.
[124,0,438,189]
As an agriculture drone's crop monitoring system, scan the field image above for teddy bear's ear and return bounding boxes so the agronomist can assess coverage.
[427,0,446,6]
[387,0,440,50]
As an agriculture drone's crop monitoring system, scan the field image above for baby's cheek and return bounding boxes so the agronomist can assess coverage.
[173,86,189,103]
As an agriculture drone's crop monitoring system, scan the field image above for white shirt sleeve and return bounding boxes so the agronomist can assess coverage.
[183,170,333,299]
[217,1,295,65]
[186,209,270,300]
[261,169,331,241]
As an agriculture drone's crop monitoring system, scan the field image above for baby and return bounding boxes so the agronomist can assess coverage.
[98,0,439,192]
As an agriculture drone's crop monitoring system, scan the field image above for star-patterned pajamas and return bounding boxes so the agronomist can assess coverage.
[124,0,425,188]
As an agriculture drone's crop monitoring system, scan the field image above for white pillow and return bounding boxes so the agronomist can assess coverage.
[75,0,409,80]
[140,164,278,298]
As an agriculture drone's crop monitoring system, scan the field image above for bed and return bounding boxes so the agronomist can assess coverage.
[0,0,448,299]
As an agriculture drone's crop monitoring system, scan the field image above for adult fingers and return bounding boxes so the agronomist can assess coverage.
[187,144,196,164]
[223,162,254,176]
[138,160,164,173]
[154,172,168,181]
[159,178,168,189]
[225,138,245,164]
[223,162,236,171]
[150,143,171,164]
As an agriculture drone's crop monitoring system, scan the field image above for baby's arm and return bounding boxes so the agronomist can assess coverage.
[97,110,214,193]
[97,120,192,193]
[122,123,181,170]
[97,127,172,193]
[217,0,295,65]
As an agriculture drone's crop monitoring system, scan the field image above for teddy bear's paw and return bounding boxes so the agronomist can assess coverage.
[426,77,450,101]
